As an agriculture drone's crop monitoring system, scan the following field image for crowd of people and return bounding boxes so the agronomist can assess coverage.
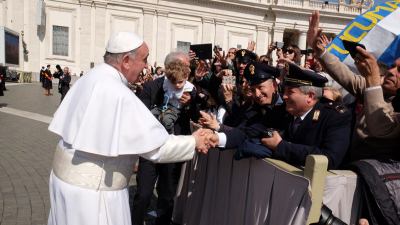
[129,11,398,225]
[45,10,399,225]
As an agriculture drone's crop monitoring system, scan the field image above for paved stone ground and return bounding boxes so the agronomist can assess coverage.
[0,82,141,225]
[0,83,61,225]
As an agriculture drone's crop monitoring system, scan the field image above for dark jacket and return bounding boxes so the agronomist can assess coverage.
[222,96,291,149]
[274,102,352,169]
[60,73,71,96]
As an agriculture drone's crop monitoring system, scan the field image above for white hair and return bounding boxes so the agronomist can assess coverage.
[103,48,138,65]
[164,51,190,66]
[298,86,323,100]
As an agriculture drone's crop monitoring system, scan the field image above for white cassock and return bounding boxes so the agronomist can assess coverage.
[47,63,196,225]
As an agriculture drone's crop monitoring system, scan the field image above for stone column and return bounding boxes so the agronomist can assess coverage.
[79,3,92,72]
[202,17,215,44]
[0,1,4,26]
[215,19,225,50]
[303,0,310,8]
[298,30,307,65]
[143,9,156,65]
[156,10,168,64]
[94,2,107,64]
[256,25,269,56]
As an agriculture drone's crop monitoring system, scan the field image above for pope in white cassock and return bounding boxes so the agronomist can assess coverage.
[47,32,215,225]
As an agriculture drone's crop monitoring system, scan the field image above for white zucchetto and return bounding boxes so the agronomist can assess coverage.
[106,32,144,53]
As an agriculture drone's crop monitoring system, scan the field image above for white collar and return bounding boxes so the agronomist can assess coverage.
[297,107,313,121]
[106,63,129,86]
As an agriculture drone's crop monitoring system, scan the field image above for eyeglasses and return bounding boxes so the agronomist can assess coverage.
[389,64,400,74]
[284,49,295,54]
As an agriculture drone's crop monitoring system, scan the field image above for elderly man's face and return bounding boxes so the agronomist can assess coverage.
[126,43,149,83]
[251,79,277,105]
[382,64,400,96]
[283,86,311,117]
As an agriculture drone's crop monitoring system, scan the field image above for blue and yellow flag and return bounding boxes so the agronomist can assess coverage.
[327,0,400,68]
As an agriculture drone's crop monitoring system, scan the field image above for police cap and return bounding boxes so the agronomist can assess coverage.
[284,63,328,87]
[244,62,279,86]
[235,49,257,64]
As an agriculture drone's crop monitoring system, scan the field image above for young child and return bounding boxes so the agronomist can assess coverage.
[151,60,194,133]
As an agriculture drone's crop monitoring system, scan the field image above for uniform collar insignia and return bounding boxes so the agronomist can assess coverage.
[249,65,255,76]
[312,109,320,122]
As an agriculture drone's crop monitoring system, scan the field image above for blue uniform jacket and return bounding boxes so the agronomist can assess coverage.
[274,102,352,169]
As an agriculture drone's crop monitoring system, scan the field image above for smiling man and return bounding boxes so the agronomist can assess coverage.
[209,62,291,159]
[261,63,352,169]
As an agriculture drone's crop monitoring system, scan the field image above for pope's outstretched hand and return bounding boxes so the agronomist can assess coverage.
[192,128,219,154]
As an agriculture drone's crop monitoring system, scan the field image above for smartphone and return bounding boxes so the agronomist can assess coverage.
[342,40,366,59]
[190,43,213,60]
[275,41,284,49]
[222,76,236,86]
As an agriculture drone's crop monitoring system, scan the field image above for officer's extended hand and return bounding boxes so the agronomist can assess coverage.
[260,131,282,150]
[192,128,218,154]
[192,128,210,154]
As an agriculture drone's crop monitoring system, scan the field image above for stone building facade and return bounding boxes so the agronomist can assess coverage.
[0,0,369,77]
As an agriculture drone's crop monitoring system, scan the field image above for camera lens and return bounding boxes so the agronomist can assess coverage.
[313,205,347,225]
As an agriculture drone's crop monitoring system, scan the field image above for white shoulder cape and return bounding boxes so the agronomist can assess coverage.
[48,63,169,156]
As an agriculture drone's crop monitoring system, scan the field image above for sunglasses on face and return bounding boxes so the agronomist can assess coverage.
[284,49,295,54]
[389,64,400,74]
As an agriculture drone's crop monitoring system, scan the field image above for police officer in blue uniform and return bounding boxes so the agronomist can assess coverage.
[216,62,291,159]
[261,63,352,169]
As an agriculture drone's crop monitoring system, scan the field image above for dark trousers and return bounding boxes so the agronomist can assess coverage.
[132,157,182,225]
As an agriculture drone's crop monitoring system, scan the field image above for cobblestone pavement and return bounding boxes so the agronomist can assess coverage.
[0,83,61,225]
[0,82,139,225]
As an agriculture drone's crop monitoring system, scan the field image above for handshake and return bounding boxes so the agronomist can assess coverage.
[192,128,219,154]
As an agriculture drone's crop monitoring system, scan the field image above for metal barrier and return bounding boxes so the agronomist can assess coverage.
[172,151,360,225]
[21,71,32,83]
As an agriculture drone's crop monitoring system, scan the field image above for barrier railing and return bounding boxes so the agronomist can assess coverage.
[21,71,32,83]
[173,150,360,225]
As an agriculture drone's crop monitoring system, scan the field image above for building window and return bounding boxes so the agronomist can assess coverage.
[52,25,69,56]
